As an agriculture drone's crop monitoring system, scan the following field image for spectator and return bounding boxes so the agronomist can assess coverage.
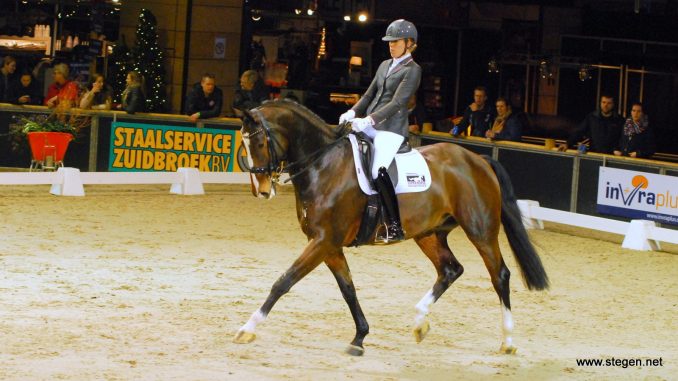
[185,73,223,122]
[9,71,43,105]
[232,70,268,114]
[1,55,17,102]
[614,102,655,159]
[452,86,495,137]
[79,74,112,110]
[558,95,624,154]
[117,71,145,114]
[45,63,78,109]
[485,97,522,142]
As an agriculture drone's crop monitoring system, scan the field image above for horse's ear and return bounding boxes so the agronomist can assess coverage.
[240,109,255,124]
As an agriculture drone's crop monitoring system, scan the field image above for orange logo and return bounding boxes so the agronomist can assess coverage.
[631,175,649,189]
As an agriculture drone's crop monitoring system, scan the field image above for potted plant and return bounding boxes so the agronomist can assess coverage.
[22,117,77,170]
[8,108,89,171]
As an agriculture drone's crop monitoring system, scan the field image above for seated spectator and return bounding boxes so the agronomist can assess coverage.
[614,102,655,159]
[485,97,522,142]
[407,94,427,133]
[80,74,112,110]
[453,86,495,137]
[117,71,145,114]
[232,70,268,114]
[558,95,624,154]
[9,71,43,105]
[45,63,78,109]
[1,55,17,102]
[185,73,223,122]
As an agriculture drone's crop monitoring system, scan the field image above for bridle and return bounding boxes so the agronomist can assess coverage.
[241,108,351,186]
[241,109,286,184]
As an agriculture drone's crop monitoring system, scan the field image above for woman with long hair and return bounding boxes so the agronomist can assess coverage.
[614,102,655,158]
[80,74,112,110]
[118,71,145,114]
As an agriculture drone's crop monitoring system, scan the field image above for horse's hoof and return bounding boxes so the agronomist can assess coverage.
[499,344,517,354]
[345,344,364,356]
[233,330,257,344]
[413,321,430,343]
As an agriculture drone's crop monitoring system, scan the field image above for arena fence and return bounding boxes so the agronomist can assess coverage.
[0,167,251,196]
[0,166,676,252]
[517,200,677,252]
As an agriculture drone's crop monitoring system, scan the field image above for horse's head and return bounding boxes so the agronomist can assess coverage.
[240,107,289,199]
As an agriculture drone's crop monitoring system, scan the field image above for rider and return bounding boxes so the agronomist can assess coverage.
[339,19,422,242]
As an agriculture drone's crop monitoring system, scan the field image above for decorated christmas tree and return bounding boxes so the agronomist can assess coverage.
[108,35,133,104]
[132,9,166,112]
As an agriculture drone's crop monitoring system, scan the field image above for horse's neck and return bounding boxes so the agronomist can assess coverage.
[290,138,354,193]
[286,123,335,163]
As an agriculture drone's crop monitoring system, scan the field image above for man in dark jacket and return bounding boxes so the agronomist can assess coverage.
[232,70,268,115]
[453,86,495,137]
[186,73,223,122]
[558,95,624,154]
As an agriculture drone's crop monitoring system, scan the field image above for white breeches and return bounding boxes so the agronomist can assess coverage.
[362,126,404,179]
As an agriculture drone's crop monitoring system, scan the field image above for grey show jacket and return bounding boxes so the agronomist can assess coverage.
[352,56,422,138]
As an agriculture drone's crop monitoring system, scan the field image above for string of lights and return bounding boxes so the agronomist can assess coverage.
[132,9,166,112]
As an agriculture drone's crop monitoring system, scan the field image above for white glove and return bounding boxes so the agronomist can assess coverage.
[351,116,374,132]
[339,109,355,124]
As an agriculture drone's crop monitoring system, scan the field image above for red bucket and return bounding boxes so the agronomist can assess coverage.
[27,132,73,162]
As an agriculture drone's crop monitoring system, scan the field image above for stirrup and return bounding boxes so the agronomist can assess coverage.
[375,222,405,243]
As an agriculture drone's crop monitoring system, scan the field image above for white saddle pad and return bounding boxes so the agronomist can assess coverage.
[347,134,431,195]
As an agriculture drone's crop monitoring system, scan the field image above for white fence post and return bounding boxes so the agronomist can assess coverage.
[622,220,661,251]
[169,167,205,195]
[517,200,544,230]
[49,167,85,196]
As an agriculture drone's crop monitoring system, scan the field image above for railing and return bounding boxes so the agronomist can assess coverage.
[0,103,242,171]
[413,132,678,230]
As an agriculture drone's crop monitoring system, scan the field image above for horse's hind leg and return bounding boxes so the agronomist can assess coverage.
[234,238,328,344]
[325,251,369,356]
[412,231,464,343]
[472,238,516,354]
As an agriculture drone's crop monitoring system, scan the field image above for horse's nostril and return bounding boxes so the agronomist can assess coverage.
[260,192,269,198]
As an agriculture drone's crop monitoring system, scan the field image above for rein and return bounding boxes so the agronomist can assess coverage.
[284,131,350,183]
[244,109,351,184]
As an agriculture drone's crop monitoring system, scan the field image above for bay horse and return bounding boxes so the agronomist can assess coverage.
[234,99,548,355]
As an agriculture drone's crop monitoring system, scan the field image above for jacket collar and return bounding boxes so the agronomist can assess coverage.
[386,55,413,77]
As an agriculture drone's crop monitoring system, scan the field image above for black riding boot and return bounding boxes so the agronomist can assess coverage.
[374,166,405,242]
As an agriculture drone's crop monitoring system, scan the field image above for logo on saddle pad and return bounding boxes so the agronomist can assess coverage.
[347,134,432,195]
[406,174,426,187]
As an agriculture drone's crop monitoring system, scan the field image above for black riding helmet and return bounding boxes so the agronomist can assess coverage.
[382,19,418,43]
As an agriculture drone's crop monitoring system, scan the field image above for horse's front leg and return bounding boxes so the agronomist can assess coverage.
[234,238,328,344]
[325,251,369,356]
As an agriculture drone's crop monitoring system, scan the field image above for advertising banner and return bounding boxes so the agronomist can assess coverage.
[109,122,244,172]
[597,167,678,225]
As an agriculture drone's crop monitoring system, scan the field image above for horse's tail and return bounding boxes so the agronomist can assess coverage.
[483,155,549,291]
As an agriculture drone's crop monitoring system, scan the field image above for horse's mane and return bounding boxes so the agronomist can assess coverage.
[261,99,332,132]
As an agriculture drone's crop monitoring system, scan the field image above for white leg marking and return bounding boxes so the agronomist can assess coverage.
[414,289,435,326]
[501,304,514,347]
[241,309,266,333]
